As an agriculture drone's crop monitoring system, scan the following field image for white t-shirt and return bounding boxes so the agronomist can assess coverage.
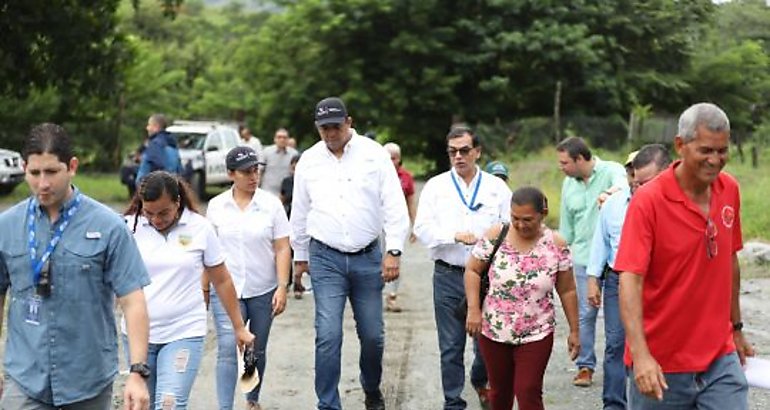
[123,208,225,344]
[207,188,291,298]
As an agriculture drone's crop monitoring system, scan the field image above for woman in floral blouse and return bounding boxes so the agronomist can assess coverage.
[465,186,580,410]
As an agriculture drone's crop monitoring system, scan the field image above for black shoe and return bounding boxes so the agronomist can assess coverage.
[364,390,385,410]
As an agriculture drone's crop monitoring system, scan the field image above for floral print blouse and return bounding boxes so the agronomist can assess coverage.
[471,227,572,345]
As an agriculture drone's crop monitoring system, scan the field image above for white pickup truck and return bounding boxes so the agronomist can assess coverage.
[0,148,25,196]
[167,120,241,198]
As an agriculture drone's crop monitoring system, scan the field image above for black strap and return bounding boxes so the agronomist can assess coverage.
[480,222,510,300]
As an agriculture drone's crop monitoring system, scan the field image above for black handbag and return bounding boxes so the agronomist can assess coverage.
[453,222,510,320]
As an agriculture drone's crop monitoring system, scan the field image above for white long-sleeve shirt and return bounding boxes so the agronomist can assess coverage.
[290,132,409,261]
[414,167,511,267]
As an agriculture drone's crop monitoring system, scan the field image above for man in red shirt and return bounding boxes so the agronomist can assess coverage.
[383,142,416,312]
[615,102,755,409]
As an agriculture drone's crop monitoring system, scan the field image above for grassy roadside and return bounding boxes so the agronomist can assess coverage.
[1,173,130,205]
[3,145,769,243]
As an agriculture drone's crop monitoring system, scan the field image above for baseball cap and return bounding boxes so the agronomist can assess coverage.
[226,146,260,171]
[485,161,509,180]
[314,97,348,126]
[625,151,639,167]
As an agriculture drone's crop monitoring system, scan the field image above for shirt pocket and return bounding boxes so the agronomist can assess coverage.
[59,240,108,301]
[3,243,34,294]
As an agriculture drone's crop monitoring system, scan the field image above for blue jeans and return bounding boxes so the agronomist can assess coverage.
[123,335,204,410]
[211,288,276,408]
[433,262,488,410]
[627,352,748,409]
[309,239,385,410]
[574,264,598,370]
[602,272,626,409]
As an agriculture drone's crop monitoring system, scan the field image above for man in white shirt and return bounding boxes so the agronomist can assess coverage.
[290,97,409,410]
[414,126,512,410]
[238,126,263,156]
[261,128,299,197]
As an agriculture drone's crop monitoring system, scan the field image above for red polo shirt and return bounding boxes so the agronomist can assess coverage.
[397,166,415,198]
[614,161,742,372]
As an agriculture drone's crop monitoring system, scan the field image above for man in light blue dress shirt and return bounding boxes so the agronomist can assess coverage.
[587,144,671,410]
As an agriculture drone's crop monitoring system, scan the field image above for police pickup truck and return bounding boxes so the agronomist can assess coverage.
[167,120,241,199]
[0,148,25,196]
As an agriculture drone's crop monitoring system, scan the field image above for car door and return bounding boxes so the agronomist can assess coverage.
[203,130,228,185]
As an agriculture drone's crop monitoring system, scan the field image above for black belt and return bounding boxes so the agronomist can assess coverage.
[435,259,464,271]
[312,238,378,255]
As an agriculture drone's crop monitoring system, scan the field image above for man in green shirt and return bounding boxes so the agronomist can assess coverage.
[556,136,628,387]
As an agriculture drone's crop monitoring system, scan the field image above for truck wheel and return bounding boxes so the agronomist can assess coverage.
[190,171,206,200]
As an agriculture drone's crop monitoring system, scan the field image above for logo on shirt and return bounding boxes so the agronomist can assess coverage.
[721,205,735,229]
[178,234,192,247]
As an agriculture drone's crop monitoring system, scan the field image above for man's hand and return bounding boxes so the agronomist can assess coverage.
[632,353,668,401]
[382,254,400,282]
[272,286,287,317]
[293,261,308,299]
[123,373,150,410]
[597,191,611,208]
[587,277,602,308]
[734,330,756,365]
[454,232,478,245]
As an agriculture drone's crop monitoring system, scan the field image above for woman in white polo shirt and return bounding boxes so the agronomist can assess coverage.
[124,171,254,409]
[205,146,291,410]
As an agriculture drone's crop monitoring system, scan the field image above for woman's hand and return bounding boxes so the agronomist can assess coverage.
[567,329,580,361]
[466,307,482,337]
[235,327,256,352]
[272,286,287,316]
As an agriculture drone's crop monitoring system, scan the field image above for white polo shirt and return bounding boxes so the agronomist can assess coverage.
[123,208,225,344]
[207,188,291,298]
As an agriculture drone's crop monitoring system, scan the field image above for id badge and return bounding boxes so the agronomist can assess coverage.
[25,294,42,325]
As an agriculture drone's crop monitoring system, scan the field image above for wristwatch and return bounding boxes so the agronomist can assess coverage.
[129,362,151,378]
[387,249,402,257]
[732,321,744,332]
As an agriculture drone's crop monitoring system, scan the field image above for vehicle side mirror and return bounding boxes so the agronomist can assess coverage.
[206,146,219,152]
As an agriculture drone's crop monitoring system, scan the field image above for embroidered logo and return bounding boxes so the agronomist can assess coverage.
[721,205,735,229]
[178,234,192,247]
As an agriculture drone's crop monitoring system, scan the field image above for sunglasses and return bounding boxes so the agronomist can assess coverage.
[706,218,718,259]
[447,146,475,157]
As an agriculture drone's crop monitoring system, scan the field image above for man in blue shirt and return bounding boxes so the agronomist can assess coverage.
[587,144,671,410]
[0,123,152,409]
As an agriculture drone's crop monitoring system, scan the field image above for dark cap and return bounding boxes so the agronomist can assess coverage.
[314,97,348,126]
[226,146,260,170]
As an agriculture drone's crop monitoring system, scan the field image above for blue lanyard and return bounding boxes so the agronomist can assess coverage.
[450,170,482,211]
[26,193,82,286]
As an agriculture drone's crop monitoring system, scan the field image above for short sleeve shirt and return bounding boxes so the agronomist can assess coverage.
[472,228,572,345]
[396,166,415,197]
[0,191,150,406]
[614,162,742,372]
[126,208,224,344]
[207,188,291,298]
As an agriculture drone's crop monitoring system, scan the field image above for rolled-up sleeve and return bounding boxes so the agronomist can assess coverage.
[380,154,409,252]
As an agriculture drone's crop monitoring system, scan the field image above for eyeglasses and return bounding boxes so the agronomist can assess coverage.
[705,218,718,259]
[447,146,474,157]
